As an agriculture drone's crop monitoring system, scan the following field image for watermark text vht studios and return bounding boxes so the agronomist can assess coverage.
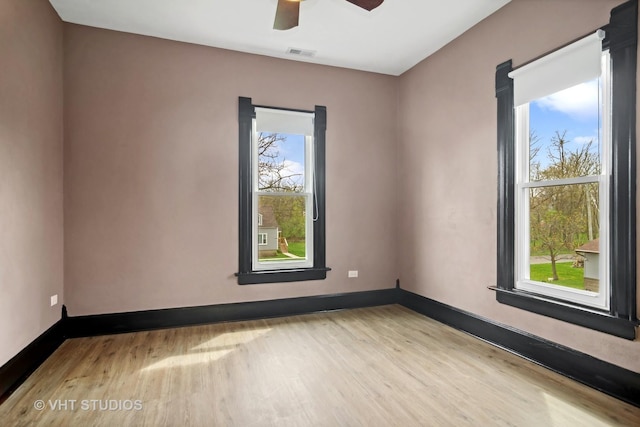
[33,399,142,411]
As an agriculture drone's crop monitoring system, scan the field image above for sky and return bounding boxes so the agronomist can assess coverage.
[529,77,601,170]
[275,133,305,165]
[261,133,306,188]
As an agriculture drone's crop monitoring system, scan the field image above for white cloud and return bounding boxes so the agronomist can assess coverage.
[282,160,305,184]
[533,80,599,121]
[573,135,598,144]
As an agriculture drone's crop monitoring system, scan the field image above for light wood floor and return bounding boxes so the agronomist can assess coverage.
[1,305,639,426]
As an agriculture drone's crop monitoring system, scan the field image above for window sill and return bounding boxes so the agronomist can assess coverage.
[236,267,331,285]
[490,287,637,340]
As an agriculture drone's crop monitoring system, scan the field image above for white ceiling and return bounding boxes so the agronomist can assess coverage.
[49,0,511,76]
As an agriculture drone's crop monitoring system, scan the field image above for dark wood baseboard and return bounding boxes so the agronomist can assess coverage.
[65,288,398,338]
[398,288,640,408]
[0,320,65,403]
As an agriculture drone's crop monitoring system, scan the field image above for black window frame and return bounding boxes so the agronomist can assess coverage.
[236,97,330,285]
[494,0,638,339]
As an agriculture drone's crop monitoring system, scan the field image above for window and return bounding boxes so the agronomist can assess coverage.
[237,97,329,284]
[512,32,610,310]
[495,0,638,338]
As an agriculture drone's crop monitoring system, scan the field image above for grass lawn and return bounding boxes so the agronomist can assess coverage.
[529,262,584,289]
[287,241,306,258]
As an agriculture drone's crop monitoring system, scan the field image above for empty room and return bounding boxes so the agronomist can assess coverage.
[1,0,640,425]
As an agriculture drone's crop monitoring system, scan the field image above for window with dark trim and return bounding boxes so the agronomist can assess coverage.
[236,97,330,285]
[494,0,638,339]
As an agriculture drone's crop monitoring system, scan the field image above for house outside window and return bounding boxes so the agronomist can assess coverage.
[494,0,638,339]
[257,206,278,257]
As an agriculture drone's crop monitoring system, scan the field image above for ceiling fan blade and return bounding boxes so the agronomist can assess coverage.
[344,0,384,12]
[273,0,300,30]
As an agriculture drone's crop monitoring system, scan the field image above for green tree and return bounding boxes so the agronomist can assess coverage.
[259,195,306,241]
[529,131,599,281]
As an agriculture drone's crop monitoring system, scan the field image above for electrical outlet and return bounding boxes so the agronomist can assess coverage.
[348,270,358,278]
[50,294,58,307]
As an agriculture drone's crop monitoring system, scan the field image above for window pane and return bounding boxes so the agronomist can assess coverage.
[529,78,601,181]
[257,194,307,262]
[257,132,305,192]
[528,183,600,292]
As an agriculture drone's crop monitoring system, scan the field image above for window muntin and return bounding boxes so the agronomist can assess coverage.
[514,53,611,309]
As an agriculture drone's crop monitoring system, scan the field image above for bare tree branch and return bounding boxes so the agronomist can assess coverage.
[257,132,303,192]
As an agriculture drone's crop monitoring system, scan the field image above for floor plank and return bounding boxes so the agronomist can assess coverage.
[1,305,638,426]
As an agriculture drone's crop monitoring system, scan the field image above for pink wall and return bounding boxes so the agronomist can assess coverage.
[63,25,398,315]
[0,1,64,366]
[398,0,640,372]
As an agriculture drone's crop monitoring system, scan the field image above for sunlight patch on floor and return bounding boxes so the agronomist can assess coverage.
[141,327,272,371]
[543,392,611,427]
[191,327,272,350]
